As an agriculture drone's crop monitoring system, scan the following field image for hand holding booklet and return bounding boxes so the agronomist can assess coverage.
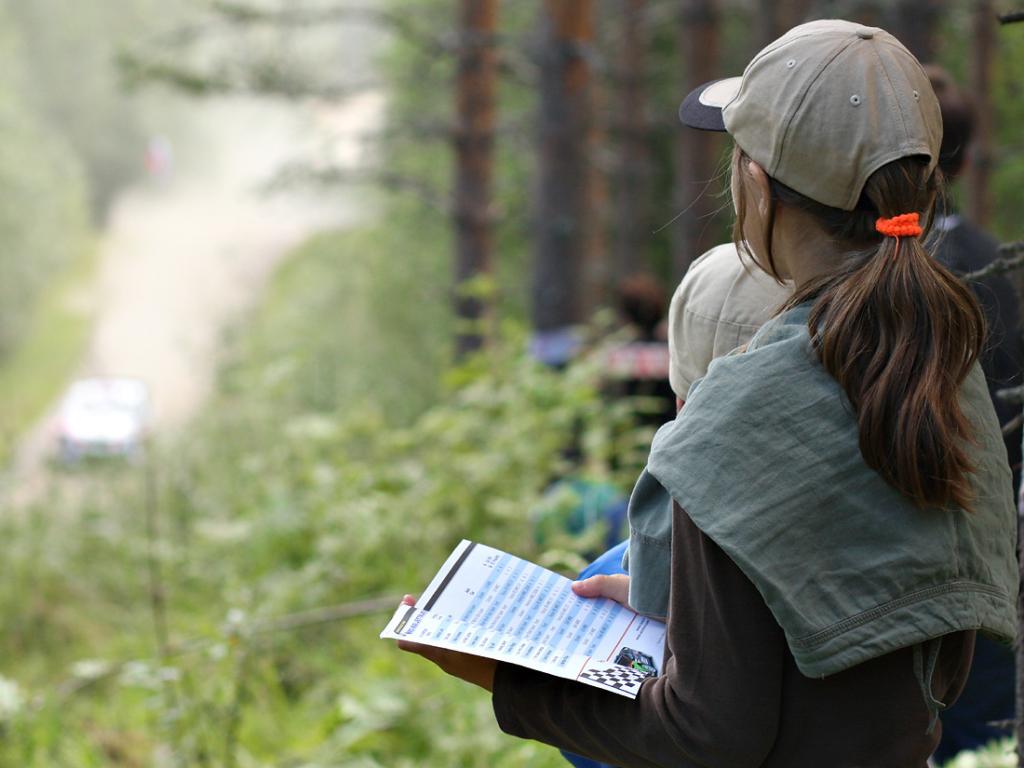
[380,540,666,699]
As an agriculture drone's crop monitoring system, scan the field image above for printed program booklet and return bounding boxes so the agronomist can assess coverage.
[380,540,666,699]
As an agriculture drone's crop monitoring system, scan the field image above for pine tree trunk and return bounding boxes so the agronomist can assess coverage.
[968,0,994,229]
[532,0,598,331]
[673,0,722,279]
[756,0,777,48]
[889,0,942,62]
[612,0,651,280]
[757,0,813,47]
[454,0,500,356]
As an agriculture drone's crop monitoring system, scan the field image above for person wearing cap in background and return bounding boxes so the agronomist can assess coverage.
[530,274,675,568]
[602,273,677,430]
[924,64,1023,765]
[398,21,1018,766]
[616,243,792,624]
[561,245,789,768]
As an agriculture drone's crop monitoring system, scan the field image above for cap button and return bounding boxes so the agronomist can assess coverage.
[856,28,875,39]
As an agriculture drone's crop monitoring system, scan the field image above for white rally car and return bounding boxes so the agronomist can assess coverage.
[57,378,151,462]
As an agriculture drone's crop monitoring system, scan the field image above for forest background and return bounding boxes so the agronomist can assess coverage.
[0,1,1021,766]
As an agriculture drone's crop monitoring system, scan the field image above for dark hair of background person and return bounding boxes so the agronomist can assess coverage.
[732,147,986,512]
[923,64,1023,496]
[922,64,975,181]
[607,273,676,429]
[616,274,666,342]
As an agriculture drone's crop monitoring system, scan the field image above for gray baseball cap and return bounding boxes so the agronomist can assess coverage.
[679,19,942,211]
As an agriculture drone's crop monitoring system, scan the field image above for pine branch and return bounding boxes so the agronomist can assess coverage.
[210,1,457,57]
[959,241,1024,281]
[1002,413,1023,436]
[997,385,1024,405]
[118,48,380,100]
[264,163,454,213]
[361,118,537,150]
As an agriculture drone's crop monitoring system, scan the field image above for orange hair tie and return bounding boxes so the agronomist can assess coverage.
[875,212,922,238]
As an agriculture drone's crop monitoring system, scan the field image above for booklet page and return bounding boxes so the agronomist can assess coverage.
[380,540,666,699]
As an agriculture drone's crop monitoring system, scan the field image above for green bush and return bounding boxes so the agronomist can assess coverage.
[0,227,648,766]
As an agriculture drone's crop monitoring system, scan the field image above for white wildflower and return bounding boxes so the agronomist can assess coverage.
[71,659,112,681]
[157,667,181,683]
[119,660,158,689]
[195,519,251,543]
[0,676,23,721]
[207,643,228,661]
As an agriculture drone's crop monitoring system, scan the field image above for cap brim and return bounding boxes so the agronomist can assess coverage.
[678,77,741,132]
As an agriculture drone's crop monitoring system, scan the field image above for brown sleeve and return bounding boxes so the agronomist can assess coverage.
[491,503,785,768]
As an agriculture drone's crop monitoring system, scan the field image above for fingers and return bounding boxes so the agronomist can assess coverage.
[401,594,417,606]
[397,638,429,654]
[397,639,443,668]
[396,642,456,675]
[571,576,605,597]
[572,574,630,605]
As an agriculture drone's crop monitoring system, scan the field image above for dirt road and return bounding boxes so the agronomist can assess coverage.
[9,91,385,502]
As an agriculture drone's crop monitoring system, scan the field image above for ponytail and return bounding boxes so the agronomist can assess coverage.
[735,151,986,511]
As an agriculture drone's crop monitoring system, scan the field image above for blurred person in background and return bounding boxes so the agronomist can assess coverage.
[144,134,174,184]
[602,273,676,429]
[925,63,1023,765]
[532,275,675,563]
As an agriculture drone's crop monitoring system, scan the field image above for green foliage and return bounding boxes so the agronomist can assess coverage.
[0,225,646,765]
[938,3,1024,243]
[0,243,98,460]
[0,9,91,358]
[5,3,1022,765]
[989,21,1024,244]
[6,0,183,218]
[0,0,176,369]
[218,227,452,424]
[115,0,1024,309]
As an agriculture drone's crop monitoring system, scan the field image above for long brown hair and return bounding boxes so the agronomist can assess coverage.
[733,148,986,511]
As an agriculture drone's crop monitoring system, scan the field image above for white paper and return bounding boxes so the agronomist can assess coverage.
[380,540,666,699]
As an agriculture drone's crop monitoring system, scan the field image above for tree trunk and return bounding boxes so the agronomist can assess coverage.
[756,0,777,48]
[612,0,651,280]
[532,0,599,332]
[453,0,500,356]
[757,0,814,47]
[673,0,722,279]
[968,0,994,229]
[889,0,942,62]
[606,0,655,280]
